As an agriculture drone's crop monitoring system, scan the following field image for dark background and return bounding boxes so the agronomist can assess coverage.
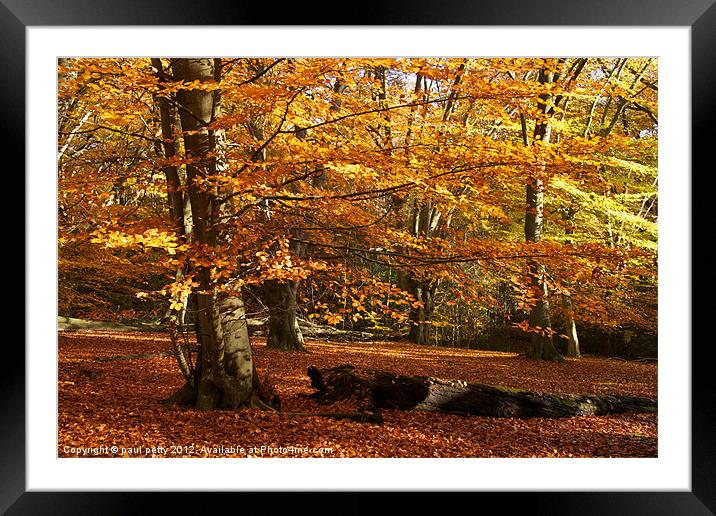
[5,0,710,514]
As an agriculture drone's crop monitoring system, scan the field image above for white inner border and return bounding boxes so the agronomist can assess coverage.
[27,27,691,491]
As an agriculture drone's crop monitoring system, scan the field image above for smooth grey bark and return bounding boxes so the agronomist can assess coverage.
[261,238,307,351]
[562,292,581,357]
[209,293,254,407]
[168,58,260,410]
[561,214,581,357]
[264,279,306,351]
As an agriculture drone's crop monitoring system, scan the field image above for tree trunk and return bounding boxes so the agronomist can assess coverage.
[404,200,441,345]
[524,64,563,362]
[407,278,435,346]
[307,365,657,420]
[400,68,462,346]
[264,279,306,351]
[151,58,195,383]
[244,59,308,352]
[562,292,581,357]
[560,210,581,357]
[166,58,263,410]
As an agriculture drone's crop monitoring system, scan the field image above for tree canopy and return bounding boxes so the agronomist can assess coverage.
[58,57,658,358]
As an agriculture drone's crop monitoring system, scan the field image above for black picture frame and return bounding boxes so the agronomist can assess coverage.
[6,1,709,514]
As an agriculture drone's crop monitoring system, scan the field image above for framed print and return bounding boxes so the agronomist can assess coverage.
[7,0,711,513]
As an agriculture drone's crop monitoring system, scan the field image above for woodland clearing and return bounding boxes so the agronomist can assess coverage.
[58,330,657,458]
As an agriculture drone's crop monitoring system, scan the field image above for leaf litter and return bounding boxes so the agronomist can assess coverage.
[58,331,657,458]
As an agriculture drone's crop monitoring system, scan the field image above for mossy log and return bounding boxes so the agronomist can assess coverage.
[307,364,657,419]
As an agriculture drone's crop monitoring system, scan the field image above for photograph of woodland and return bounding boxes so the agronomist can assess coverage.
[58,57,658,458]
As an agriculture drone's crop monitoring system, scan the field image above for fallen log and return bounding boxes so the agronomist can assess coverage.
[58,316,162,332]
[307,364,657,420]
[248,316,380,341]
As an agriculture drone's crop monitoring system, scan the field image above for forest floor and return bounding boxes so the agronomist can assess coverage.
[58,330,657,458]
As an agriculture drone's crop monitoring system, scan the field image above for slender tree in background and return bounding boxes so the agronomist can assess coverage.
[150,58,195,379]
[524,60,564,362]
[401,62,466,345]
[237,58,308,352]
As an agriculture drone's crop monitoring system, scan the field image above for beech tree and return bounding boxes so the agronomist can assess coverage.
[523,59,565,361]
[57,56,658,384]
[158,58,265,409]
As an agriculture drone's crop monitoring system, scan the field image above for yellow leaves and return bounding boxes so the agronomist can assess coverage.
[606,157,657,179]
[90,230,128,247]
[324,313,343,325]
[154,78,221,98]
[91,228,182,256]
[58,57,658,340]
[178,79,220,92]
[327,163,378,181]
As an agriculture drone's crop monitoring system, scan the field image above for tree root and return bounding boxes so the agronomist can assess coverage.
[249,392,279,412]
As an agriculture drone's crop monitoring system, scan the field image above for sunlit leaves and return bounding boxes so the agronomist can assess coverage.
[58,56,658,339]
[91,228,182,255]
